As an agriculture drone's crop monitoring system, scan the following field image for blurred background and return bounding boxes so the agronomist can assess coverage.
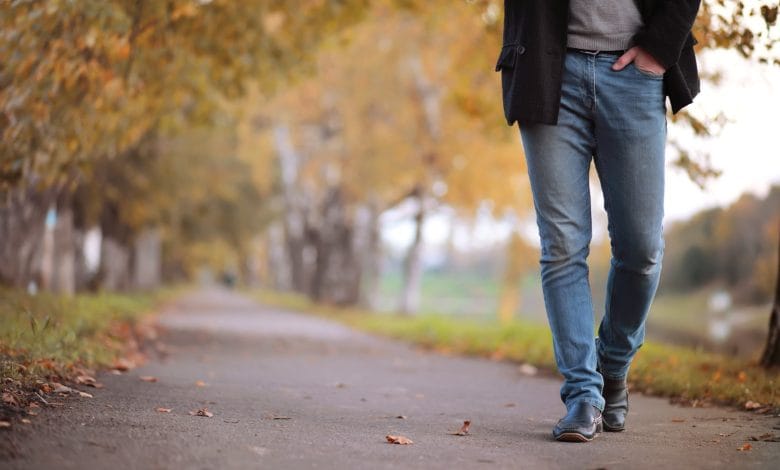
[1,0,779,361]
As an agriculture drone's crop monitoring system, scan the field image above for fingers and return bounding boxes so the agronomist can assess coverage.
[611,47,638,71]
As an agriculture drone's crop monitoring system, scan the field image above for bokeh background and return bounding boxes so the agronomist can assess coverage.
[1,0,779,363]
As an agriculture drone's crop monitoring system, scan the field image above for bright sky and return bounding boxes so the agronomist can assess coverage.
[384,49,780,254]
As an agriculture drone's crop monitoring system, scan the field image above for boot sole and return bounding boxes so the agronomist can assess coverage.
[555,432,596,442]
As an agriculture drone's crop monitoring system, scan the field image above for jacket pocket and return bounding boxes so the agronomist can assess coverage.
[495,43,526,72]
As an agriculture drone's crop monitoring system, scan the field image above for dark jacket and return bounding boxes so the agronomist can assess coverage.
[496,0,701,125]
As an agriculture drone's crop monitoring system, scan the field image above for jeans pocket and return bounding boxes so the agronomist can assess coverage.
[631,62,664,79]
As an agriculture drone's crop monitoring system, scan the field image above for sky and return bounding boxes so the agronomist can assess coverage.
[383,48,780,255]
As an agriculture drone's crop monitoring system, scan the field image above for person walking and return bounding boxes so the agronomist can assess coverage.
[495,1,701,442]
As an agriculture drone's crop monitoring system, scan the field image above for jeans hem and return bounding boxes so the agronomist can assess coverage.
[567,397,605,412]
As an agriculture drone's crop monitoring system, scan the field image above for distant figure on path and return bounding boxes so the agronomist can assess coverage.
[495,0,701,442]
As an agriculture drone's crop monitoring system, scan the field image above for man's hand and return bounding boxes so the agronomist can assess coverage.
[611,46,666,75]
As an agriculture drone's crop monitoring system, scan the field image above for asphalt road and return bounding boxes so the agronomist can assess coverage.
[4,289,779,469]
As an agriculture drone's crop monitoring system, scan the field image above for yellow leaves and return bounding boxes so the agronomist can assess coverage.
[171,2,200,21]
[263,11,286,34]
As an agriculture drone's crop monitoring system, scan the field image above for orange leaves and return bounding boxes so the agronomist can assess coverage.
[386,434,413,445]
[737,443,752,452]
[450,420,471,436]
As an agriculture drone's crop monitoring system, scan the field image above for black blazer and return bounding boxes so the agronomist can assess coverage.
[496,0,701,125]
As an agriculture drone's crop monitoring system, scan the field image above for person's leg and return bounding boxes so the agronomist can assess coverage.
[520,51,604,414]
[592,54,667,381]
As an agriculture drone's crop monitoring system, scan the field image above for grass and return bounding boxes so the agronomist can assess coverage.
[0,288,174,388]
[254,289,780,410]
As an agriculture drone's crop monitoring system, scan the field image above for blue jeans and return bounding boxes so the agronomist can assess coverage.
[520,50,666,411]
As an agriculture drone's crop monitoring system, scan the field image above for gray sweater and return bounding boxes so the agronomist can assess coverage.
[567,0,643,51]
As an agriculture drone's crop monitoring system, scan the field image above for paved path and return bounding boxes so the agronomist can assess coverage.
[5,289,779,469]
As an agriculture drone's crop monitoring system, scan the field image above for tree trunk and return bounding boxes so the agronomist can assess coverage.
[132,227,162,290]
[358,201,382,310]
[273,124,309,294]
[400,192,425,314]
[760,225,780,367]
[0,186,57,289]
[50,203,76,295]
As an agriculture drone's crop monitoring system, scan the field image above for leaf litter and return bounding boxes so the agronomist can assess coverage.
[386,435,413,445]
[189,408,214,418]
[450,420,471,436]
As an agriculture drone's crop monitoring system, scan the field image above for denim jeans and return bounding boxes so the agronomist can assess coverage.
[520,50,666,411]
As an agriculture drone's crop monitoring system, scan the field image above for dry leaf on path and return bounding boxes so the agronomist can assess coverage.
[189,408,214,417]
[2,392,19,406]
[113,358,135,372]
[749,433,780,442]
[75,375,97,386]
[156,408,172,413]
[386,434,413,445]
[738,443,752,451]
[78,391,93,398]
[671,418,686,423]
[140,376,158,383]
[450,420,471,436]
[0,421,11,428]
[744,401,762,411]
[20,418,31,424]
[195,380,208,387]
[51,383,73,394]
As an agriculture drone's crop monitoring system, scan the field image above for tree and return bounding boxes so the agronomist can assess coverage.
[760,225,780,367]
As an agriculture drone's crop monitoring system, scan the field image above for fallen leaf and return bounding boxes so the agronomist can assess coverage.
[75,375,97,386]
[78,391,93,398]
[671,418,686,423]
[28,402,40,409]
[744,401,762,410]
[2,392,18,406]
[113,358,135,371]
[38,383,52,394]
[20,418,31,424]
[450,420,471,436]
[139,376,158,383]
[386,434,413,445]
[195,380,208,388]
[0,421,10,428]
[27,411,38,416]
[51,383,73,394]
[189,408,213,418]
[156,407,172,413]
[504,403,517,408]
[336,383,347,388]
[749,433,780,442]
[396,415,407,420]
[737,443,752,451]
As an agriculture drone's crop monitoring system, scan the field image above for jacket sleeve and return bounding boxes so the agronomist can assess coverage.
[632,0,701,69]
